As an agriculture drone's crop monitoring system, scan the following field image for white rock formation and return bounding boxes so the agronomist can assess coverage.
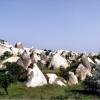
[30,49,41,63]
[95,58,100,65]
[0,44,12,56]
[26,63,47,87]
[87,57,95,65]
[76,64,92,81]
[0,56,19,69]
[46,73,66,86]
[10,47,24,56]
[34,53,41,63]
[55,80,66,86]
[67,71,78,85]
[17,50,32,69]
[81,56,92,71]
[46,73,58,84]
[2,56,19,64]
[15,42,23,49]
[49,53,68,69]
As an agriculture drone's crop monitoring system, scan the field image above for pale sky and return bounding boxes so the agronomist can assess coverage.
[0,0,100,52]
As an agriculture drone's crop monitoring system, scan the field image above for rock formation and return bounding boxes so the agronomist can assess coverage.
[26,63,47,87]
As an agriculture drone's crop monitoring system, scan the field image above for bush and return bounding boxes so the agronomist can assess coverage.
[96,53,100,60]
[44,49,51,56]
[0,51,12,61]
[84,65,100,95]
[76,53,84,60]
[59,60,80,80]
[0,39,6,44]
[0,72,15,95]
[59,68,69,80]
[4,62,28,82]
[46,50,51,56]
[37,61,44,70]
[90,53,100,61]
[67,60,80,73]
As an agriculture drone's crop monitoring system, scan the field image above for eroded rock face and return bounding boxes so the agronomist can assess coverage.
[17,50,32,69]
[30,49,41,63]
[40,52,47,65]
[81,56,92,71]
[10,47,24,56]
[87,57,95,65]
[26,63,47,87]
[49,53,68,69]
[76,64,92,81]
[67,71,78,85]
[2,56,19,64]
[15,42,23,49]
[46,73,58,84]
[34,53,41,63]
[55,80,66,86]
[95,59,100,65]
[0,44,12,56]
[46,73,66,86]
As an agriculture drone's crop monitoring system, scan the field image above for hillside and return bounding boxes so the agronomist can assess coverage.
[0,40,100,99]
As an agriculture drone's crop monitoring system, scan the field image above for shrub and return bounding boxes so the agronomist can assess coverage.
[96,53,100,60]
[0,72,15,95]
[3,51,12,57]
[4,62,28,82]
[67,60,80,73]
[76,53,84,60]
[44,49,51,56]
[37,61,44,70]
[0,51,12,61]
[0,39,6,44]
[84,65,100,95]
[59,60,80,80]
[59,68,69,80]
[46,50,51,56]
[89,55,100,62]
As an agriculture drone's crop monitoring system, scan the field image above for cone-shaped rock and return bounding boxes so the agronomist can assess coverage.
[81,56,91,71]
[15,42,23,49]
[76,64,92,81]
[26,63,47,87]
[17,50,31,69]
[68,71,78,85]
[49,53,68,69]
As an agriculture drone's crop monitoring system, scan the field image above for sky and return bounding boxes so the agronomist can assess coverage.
[0,0,100,52]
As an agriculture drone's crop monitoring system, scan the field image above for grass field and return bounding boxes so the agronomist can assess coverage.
[0,82,99,99]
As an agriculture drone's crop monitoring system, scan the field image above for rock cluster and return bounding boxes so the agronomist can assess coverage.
[0,40,100,87]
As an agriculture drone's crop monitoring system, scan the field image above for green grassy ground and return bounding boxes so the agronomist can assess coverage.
[0,82,99,99]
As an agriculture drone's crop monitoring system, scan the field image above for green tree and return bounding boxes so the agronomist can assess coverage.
[4,62,28,82]
[84,65,100,95]
[0,72,15,95]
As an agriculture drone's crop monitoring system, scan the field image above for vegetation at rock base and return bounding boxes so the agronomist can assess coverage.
[0,45,100,99]
[0,62,28,95]
[0,71,15,95]
[0,62,99,99]
[84,65,100,95]
[59,60,80,80]
[67,60,80,73]
[4,62,28,82]
[0,82,99,99]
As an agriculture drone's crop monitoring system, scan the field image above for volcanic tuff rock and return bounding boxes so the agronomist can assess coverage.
[0,40,100,87]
